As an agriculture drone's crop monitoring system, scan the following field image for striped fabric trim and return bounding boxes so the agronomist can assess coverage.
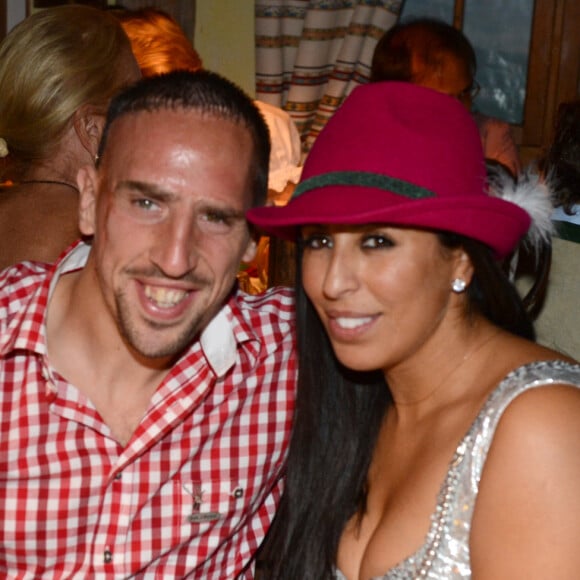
[292,171,436,199]
[255,1,402,153]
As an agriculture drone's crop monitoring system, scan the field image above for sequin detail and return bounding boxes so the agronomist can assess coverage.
[335,360,580,579]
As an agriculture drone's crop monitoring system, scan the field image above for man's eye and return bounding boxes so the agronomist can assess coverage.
[133,198,158,211]
[205,211,226,223]
[197,210,237,234]
[203,210,231,225]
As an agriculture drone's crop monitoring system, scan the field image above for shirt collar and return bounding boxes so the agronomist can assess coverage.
[199,307,238,378]
[0,242,89,357]
[48,242,91,296]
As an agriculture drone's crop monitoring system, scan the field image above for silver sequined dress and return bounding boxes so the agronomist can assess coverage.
[336,360,580,579]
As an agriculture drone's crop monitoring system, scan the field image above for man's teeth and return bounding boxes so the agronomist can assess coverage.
[335,316,372,329]
[144,286,187,307]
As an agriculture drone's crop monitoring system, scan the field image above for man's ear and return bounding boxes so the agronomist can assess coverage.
[73,105,105,160]
[77,164,99,237]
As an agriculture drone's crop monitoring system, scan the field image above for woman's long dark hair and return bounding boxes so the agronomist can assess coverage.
[439,232,535,340]
[259,231,534,579]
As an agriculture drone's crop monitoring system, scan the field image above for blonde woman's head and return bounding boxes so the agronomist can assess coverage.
[0,4,140,180]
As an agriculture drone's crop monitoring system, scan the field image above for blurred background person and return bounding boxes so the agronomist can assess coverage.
[371,17,521,176]
[240,100,303,292]
[0,4,140,269]
[112,6,203,77]
[254,100,303,208]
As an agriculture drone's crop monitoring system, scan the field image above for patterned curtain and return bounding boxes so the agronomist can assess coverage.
[255,0,402,155]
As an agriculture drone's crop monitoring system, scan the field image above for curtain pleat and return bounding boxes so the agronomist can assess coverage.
[256,1,402,154]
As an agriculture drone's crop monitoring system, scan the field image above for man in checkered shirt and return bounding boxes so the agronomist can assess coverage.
[0,71,296,578]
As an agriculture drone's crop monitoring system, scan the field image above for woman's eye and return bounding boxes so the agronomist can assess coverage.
[362,235,394,249]
[302,234,332,250]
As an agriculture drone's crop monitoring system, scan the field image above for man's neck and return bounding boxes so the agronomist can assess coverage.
[46,265,171,445]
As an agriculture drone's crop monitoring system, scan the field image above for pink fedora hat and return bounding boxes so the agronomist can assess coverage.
[247,81,530,258]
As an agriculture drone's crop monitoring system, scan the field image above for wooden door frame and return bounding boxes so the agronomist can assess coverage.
[519,0,580,163]
[0,0,6,41]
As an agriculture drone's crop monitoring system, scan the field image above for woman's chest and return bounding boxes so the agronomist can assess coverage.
[336,421,469,580]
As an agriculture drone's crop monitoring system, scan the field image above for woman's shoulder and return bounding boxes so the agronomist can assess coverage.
[493,358,580,443]
[469,360,580,576]
[485,358,580,424]
[463,354,580,480]
[495,359,580,424]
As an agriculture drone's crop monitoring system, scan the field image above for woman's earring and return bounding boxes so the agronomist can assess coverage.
[452,278,467,293]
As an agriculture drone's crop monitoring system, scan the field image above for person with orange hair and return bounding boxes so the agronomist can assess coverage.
[113,7,202,77]
[371,17,521,176]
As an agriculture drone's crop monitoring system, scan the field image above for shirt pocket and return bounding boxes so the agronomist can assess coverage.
[179,478,249,540]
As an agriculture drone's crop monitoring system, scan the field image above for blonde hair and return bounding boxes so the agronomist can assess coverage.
[116,8,202,78]
[0,5,137,180]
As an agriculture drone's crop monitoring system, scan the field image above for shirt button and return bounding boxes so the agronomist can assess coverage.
[104,549,113,564]
[114,472,122,480]
[232,487,244,499]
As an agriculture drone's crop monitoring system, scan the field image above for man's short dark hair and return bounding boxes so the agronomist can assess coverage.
[98,69,271,207]
[370,17,477,84]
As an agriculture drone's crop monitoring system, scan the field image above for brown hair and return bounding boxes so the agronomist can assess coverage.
[371,17,476,84]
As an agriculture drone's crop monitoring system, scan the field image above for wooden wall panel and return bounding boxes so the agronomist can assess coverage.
[520,0,580,165]
[0,0,6,41]
[558,0,580,103]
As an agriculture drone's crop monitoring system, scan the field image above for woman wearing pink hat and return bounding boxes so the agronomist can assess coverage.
[248,82,580,579]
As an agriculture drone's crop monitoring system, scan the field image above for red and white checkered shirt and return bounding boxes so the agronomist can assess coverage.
[0,243,296,579]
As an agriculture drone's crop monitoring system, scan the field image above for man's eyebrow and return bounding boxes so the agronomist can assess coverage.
[115,180,176,201]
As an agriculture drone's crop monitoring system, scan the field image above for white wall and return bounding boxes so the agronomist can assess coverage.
[195,0,255,97]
